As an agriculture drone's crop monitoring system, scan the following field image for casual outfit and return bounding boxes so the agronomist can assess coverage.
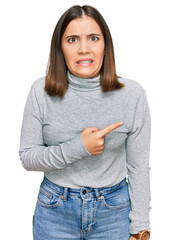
[19,71,151,238]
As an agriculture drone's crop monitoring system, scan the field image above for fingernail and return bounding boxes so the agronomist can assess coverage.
[120,122,124,125]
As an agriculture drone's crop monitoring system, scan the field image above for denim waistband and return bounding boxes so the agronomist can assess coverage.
[43,177,127,202]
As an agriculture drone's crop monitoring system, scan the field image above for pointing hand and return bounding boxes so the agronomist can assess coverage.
[81,122,124,155]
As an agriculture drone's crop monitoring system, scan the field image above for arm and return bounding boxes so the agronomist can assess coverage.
[125,89,151,234]
[19,84,91,172]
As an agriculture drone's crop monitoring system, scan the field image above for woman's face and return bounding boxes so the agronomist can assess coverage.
[61,15,105,78]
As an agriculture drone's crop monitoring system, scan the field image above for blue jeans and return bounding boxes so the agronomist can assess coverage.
[33,177,131,240]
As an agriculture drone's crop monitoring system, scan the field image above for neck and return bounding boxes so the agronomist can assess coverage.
[67,71,101,92]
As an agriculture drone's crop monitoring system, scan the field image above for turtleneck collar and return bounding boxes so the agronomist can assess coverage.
[67,71,101,92]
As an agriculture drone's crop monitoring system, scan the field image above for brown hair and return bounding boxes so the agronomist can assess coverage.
[45,5,124,98]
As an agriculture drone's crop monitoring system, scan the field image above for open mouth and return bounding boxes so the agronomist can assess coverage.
[77,60,93,64]
[76,59,94,66]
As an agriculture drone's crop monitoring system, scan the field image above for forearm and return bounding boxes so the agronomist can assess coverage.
[127,167,151,233]
[19,133,91,172]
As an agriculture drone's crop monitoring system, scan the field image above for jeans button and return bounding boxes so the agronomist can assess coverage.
[82,189,87,195]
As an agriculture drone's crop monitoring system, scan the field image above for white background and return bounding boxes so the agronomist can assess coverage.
[0,0,169,239]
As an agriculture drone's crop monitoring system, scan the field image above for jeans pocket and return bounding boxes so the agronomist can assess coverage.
[101,182,130,210]
[37,183,62,208]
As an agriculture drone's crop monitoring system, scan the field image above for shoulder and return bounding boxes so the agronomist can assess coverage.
[29,76,47,100]
[31,76,46,92]
[118,76,146,97]
[27,77,47,105]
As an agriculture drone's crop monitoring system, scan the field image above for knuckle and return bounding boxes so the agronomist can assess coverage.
[98,139,104,146]
[96,132,100,138]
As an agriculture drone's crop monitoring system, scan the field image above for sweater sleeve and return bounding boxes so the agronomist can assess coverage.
[125,89,151,234]
[19,84,91,172]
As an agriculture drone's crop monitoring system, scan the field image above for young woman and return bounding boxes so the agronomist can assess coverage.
[19,5,151,240]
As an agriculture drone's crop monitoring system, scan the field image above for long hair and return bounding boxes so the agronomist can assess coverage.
[45,5,124,98]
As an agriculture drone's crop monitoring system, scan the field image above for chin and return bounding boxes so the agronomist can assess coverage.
[71,69,99,78]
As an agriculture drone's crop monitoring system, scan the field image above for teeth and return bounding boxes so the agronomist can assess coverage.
[78,60,92,64]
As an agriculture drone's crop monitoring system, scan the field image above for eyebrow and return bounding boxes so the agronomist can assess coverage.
[65,33,101,39]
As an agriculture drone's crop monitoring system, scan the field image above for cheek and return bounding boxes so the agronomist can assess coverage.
[62,49,73,66]
[97,51,105,67]
[95,45,105,61]
[62,43,70,61]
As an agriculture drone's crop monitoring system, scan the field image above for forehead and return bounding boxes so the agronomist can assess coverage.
[63,15,103,35]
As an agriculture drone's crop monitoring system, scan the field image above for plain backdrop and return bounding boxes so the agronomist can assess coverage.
[0,0,169,239]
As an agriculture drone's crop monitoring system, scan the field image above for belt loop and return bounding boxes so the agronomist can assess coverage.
[94,188,101,201]
[63,187,68,201]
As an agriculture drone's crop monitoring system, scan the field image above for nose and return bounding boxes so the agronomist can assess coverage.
[78,39,90,54]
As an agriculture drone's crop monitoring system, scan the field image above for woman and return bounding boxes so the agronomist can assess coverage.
[19,5,151,240]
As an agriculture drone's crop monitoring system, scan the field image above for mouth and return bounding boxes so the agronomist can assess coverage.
[76,59,94,67]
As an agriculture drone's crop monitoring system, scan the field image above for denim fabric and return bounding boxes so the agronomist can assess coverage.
[33,177,131,240]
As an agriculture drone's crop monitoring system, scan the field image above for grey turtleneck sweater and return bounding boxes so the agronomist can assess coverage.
[19,71,151,234]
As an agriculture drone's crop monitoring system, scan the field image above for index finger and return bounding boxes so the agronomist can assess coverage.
[97,122,124,137]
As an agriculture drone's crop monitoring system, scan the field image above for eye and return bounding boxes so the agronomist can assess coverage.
[90,36,99,41]
[68,37,77,43]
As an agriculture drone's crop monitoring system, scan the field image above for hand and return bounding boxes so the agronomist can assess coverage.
[81,122,124,155]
